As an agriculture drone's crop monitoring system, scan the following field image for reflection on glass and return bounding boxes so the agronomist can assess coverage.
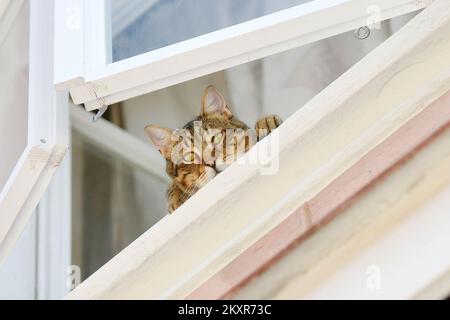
[75,12,414,279]
[71,131,167,280]
[109,0,312,62]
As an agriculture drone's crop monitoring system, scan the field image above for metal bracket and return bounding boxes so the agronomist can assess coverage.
[92,106,108,122]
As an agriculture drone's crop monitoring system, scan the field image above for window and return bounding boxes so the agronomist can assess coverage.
[64,0,450,298]
[0,0,29,193]
[109,0,314,62]
[0,0,69,264]
[2,0,449,300]
[63,0,424,283]
[55,0,429,111]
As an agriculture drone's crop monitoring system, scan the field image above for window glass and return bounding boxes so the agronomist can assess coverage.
[72,11,418,278]
[71,131,167,280]
[109,0,312,62]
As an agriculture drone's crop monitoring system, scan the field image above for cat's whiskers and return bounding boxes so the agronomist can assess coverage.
[145,86,282,213]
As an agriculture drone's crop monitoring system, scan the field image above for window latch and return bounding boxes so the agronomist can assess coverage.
[92,106,108,122]
[86,82,109,122]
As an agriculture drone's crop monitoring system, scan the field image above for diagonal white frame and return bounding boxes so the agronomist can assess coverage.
[0,0,24,47]
[65,0,450,299]
[0,0,70,265]
[54,0,432,111]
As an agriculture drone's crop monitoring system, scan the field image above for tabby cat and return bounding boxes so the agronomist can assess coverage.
[145,86,282,213]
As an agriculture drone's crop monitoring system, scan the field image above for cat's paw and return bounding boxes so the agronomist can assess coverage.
[167,183,184,214]
[167,194,182,214]
[255,115,283,141]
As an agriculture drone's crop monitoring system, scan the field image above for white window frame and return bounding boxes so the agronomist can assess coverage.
[0,0,70,264]
[65,0,450,299]
[54,0,431,111]
[0,0,24,45]
[0,0,439,300]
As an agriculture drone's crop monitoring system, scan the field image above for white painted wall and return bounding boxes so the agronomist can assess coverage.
[0,0,28,191]
[0,212,36,299]
[303,183,450,299]
[0,0,34,300]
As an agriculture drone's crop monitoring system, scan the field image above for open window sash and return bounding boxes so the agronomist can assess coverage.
[53,0,431,111]
[64,0,450,299]
[0,0,69,263]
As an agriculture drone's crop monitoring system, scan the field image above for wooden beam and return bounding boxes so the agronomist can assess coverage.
[414,269,450,300]
[234,124,450,299]
[188,89,450,299]
[0,0,69,264]
[65,0,450,299]
[110,0,159,38]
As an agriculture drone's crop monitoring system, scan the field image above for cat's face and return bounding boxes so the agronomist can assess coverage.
[145,86,254,190]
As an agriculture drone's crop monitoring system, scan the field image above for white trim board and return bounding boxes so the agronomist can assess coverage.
[84,0,111,68]
[236,127,450,299]
[415,269,450,300]
[0,0,69,265]
[0,0,11,19]
[0,0,25,47]
[36,102,71,300]
[65,1,450,299]
[54,0,432,111]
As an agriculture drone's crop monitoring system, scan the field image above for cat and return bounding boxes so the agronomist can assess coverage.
[145,86,282,213]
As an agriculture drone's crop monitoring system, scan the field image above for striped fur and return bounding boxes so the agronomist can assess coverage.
[145,86,282,213]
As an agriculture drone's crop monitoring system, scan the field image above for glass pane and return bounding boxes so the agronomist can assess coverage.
[119,16,412,134]
[71,130,167,280]
[109,0,312,62]
[73,12,417,279]
[0,1,29,191]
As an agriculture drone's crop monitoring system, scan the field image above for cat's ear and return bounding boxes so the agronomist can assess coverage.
[144,125,173,157]
[201,86,232,118]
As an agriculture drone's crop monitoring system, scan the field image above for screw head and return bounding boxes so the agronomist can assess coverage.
[355,26,371,40]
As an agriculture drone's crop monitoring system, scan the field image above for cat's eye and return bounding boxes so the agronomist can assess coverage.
[212,133,223,144]
[183,152,196,163]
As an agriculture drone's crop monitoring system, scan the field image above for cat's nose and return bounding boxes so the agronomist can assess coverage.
[204,157,215,166]
[203,152,215,166]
